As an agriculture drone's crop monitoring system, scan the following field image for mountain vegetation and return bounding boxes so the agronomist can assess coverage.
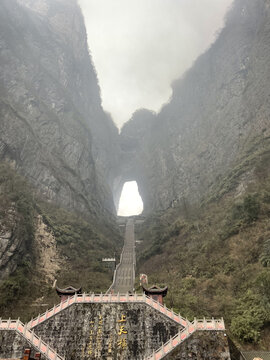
[0,162,121,321]
[137,145,270,349]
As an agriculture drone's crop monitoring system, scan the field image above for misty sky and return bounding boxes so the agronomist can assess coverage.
[78,0,233,215]
[79,0,233,128]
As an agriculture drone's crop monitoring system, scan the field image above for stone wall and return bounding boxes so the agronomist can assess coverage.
[33,302,181,360]
[164,331,231,360]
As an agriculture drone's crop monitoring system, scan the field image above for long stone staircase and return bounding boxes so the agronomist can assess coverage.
[0,318,64,360]
[107,218,136,294]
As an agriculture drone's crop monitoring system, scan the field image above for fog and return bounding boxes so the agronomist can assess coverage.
[118,181,143,216]
[79,0,233,128]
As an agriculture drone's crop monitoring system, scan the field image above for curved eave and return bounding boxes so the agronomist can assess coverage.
[56,286,82,295]
[142,285,168,297]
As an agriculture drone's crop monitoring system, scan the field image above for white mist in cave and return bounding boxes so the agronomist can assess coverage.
[118,181,143,216]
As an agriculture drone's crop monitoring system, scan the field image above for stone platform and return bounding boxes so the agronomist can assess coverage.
[0,293,230,360]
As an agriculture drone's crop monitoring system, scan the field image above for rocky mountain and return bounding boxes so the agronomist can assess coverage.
[0,0,270,347]
[0,0,120,218]
[119,0,270,213]
[0,0,122,315]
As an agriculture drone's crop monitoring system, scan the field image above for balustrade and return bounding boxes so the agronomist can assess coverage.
[0,318,64,360]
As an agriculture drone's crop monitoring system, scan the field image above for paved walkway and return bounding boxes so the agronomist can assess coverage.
[111,218,135,293]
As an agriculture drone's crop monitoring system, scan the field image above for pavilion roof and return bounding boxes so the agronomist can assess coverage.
[56,285,82,296]
[142,285,168,297]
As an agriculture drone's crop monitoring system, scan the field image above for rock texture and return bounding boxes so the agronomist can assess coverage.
[0,206,26,280]
[118,0,270,213]
[164,331,231,360]
[33,302,181,360]
[0,0,120,218]
[34,215,64,284]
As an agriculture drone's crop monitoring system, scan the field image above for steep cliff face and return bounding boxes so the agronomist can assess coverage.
[119,0,270,213]
[0,163,121,318]
[0,0,120,217]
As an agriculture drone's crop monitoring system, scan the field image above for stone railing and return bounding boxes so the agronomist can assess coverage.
[0,318,64,360]
[144,318,226,360]
[28,293,189,329]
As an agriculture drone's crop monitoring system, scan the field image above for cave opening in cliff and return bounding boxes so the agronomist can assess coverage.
[117,181,143,216]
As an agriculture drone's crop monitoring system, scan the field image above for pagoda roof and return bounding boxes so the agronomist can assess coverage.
[56,285,82,296]
[142,285,168,297]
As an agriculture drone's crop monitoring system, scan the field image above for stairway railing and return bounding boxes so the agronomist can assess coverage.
[144,318,225,360]
[28,292,189,329]
[0,318,64,360]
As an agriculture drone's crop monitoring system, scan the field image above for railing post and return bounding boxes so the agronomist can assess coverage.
[45,309,48,320]
[91,293,94,302]
[194,317,197,329]
[83,292,86,302]
[143,292,146,301]
[161,343,165,355]
[203,317,206,329]
[7,318,11,329]
[74,292,78,303]
[126,292,129,302]
[117,292,120,302]
[178,330,181,343]
[100,293,103,302]
[152,349,156,360]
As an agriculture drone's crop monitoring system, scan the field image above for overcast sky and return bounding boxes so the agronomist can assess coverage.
[79,0,233,129]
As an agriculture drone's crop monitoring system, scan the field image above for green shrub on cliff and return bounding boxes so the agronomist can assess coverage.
[230,290,267,343]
